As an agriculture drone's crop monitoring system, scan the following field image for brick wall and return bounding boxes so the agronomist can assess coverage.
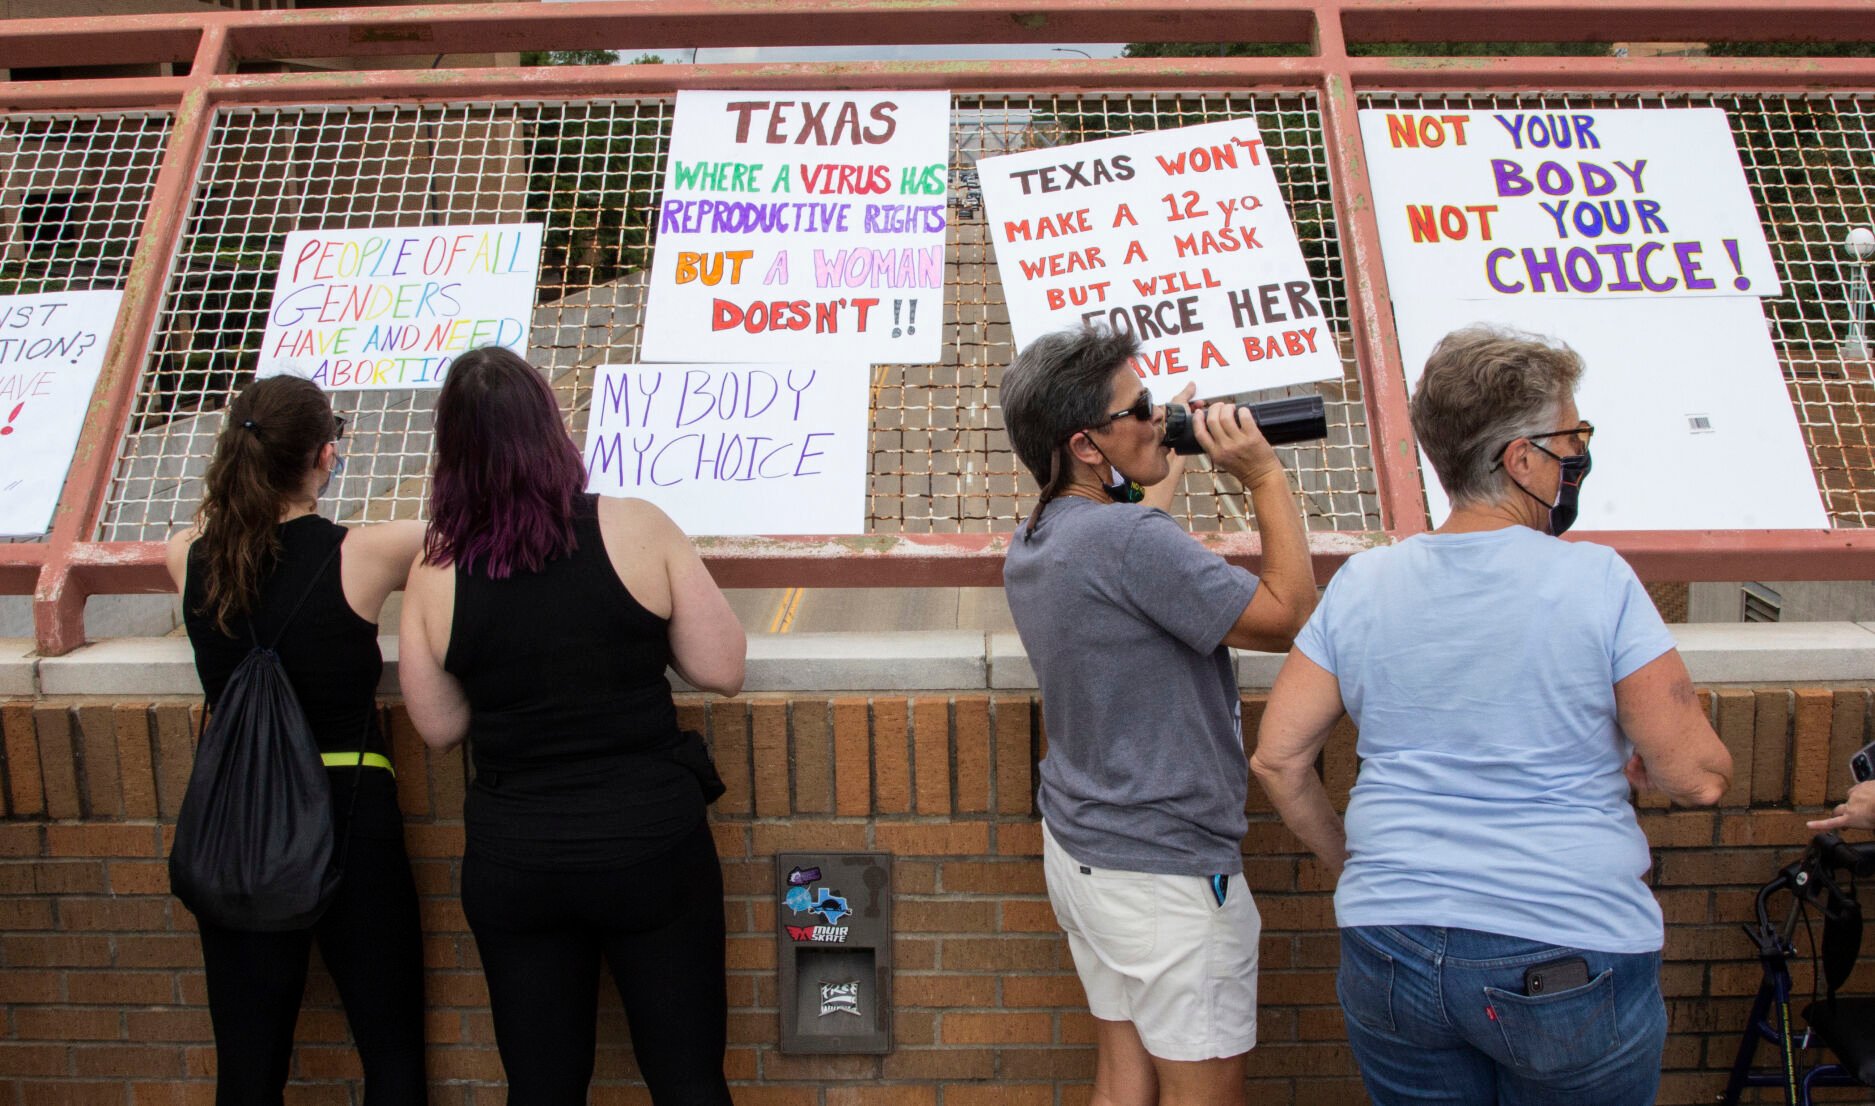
[0,687,1870,1105]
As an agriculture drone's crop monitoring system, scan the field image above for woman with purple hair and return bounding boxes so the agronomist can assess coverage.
[399,347,745,1104]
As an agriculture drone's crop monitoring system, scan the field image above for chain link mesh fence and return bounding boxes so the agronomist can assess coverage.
[0,111,172,543]
[94,92,1378,542]
[1363,91,1875,528]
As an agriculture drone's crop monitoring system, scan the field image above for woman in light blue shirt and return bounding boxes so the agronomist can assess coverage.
[1255,326,1732,1106]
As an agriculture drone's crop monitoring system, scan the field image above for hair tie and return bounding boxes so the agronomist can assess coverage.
[240,419,260,435]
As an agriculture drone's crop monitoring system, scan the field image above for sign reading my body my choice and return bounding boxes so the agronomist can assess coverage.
[977,118,1343,400]
[582,362,869,535]
[641,91,951,365]
[257,223,543,390]
[1357,108,1780,300]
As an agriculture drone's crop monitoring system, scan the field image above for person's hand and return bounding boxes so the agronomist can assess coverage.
[1191,396,1282,486]
[1624,753,1654,793]
[1809,780,1875,833]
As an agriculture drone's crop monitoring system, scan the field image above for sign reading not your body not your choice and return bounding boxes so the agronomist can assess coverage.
[641,91,952,365]
[976,117,1344,400]
[1359,106,1823,533]
[582,362,869,536]
[1357,107,1780,300]
[256,223,544,390]
[0,290,124,537]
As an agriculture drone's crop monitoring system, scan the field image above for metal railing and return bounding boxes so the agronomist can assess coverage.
[0,1,1871,654]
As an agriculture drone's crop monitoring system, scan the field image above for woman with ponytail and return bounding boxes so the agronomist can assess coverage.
[164,375,428,1105]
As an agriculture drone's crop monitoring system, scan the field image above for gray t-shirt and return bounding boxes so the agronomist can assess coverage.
[1004,496,1259,876]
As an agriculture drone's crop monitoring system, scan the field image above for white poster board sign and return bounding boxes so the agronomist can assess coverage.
[582,362,869,535]
[1395,297,1826,532]
[977,117,1343,399]
[1358,108,1779,300]
[257,223,543,390]
[0,290,124,537]
[641,91,951,365]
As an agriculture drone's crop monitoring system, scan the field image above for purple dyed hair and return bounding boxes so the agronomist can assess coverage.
[422,347,585,578]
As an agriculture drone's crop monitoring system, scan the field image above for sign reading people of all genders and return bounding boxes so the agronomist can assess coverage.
[581,363,869,535]
[1356,108,1780,300]
[256,223,544,390]
[976,118,1344,400]
[0,291,125,537]
[640,91,951,364]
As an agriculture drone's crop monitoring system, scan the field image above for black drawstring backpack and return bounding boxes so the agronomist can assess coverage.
[169,542,367,932]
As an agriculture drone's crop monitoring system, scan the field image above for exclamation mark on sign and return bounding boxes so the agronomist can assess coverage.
[1723,239,1750,291]
[0,401,21,435]
[892,300,903,338]
[905,300,917,336]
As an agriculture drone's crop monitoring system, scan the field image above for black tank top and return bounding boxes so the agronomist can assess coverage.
[183,515,402,841]
[445,494,702,871]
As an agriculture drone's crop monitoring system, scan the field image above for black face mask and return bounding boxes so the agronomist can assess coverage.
[1511,446,1592,535]
[1102,466,1145,503]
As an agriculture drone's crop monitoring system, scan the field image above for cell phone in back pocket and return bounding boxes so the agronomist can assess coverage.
[1852,740,1875,783]
[1523,957,1590,996]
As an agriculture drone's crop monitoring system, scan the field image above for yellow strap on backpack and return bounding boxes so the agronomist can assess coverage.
[320,751,394,777]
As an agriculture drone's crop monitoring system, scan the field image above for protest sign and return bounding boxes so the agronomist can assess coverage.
[257,223,542,390]
[641,91,951,364]
[582,362,869,535]
[1395,296,1826,531]
[977,117,1342,400]
[0,290,124,537]
[1358,108,1779,300]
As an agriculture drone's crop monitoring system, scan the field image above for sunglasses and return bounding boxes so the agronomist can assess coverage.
[1089,391,1154,431]
[331,414,346,442]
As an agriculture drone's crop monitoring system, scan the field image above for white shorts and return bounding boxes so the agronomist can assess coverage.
[1041,819,1260,1062]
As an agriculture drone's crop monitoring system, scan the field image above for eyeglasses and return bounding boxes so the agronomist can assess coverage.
[331,415,346,442]
[1090,391,1154,431]
[1492,420,1593,467]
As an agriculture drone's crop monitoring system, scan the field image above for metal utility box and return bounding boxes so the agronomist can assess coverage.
[775,852,892,1054]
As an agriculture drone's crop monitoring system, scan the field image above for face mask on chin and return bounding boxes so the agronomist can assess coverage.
[1102,465,1144,504]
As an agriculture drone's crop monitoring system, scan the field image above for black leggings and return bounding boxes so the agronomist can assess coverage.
[195,799,427,1106]
[461,820,731,1106]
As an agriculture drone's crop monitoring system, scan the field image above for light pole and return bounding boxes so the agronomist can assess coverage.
[1051,48,1093,59]
[1843,225,1874,361]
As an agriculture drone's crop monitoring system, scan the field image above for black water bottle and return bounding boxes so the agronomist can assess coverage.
[1160,395,1328,454]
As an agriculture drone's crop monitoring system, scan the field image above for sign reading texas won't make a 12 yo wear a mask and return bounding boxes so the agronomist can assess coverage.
[257,223,543,390]
[1356,107,1780,301]
[976,117,1344,400]
[641,91,951,365]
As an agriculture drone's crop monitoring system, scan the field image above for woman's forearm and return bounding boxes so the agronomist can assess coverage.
[1250,757,1349,874]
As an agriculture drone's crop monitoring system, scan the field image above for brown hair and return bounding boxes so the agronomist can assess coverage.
[1410,326,1584,507]
[193,376,336,635]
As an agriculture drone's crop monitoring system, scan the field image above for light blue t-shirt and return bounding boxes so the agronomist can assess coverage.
[1292,526,1677,953]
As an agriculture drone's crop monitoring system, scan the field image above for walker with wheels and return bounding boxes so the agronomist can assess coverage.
[1719,832,1875,1104]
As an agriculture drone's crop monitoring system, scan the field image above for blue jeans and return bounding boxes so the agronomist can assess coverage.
[1337,926,1667,1106]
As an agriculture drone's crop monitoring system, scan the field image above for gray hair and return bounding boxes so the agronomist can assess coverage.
[1410,326,1584,507]
[1000,326,1140,495]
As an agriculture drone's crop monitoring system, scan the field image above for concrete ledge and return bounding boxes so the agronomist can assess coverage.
[988,632,1033,690]
[7,625,1875,698]
[1236,649,1286,689]
[0,639,34,696]
[1670,622,1875,684]
[741,631,986,691]
[37,637,204,697]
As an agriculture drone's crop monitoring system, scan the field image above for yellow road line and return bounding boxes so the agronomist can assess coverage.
[768,587,805,634]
